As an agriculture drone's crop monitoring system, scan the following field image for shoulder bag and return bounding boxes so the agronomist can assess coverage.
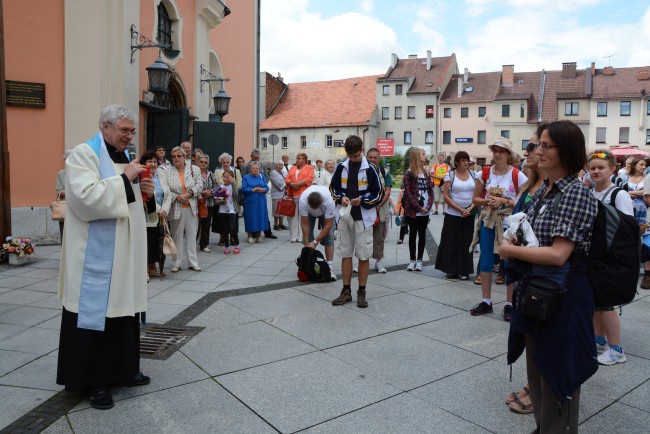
[50,192,66,221]
[160,217,177,255]
[276,189,296,217]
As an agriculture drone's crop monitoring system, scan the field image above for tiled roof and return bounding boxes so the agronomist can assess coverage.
[496,71,542,122]
[259,75,380,130]
[440,71,501,103]
[379,54,456,94]
[591,66,650,99]
[540,69,587,122]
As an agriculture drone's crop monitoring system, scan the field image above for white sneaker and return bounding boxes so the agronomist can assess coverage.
[407,260,416,271]
[353,266,358,273]
[375,260,387,273]
[596,342,609,356]
[415,260,423,271]
[201,247,211,252]
[598,347,626,365]
[329,270,337,281]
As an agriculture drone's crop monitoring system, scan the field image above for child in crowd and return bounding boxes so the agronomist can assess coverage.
[588,150,632,365]
[215,170,241,255]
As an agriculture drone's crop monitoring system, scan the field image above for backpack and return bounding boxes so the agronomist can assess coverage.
[554,187,640,307]
[589,187,640,307]
[448,169,476,191]
[296,246,334,282]
[481,165,520,193]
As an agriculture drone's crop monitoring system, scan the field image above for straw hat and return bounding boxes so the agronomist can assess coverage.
[488,137,515,158]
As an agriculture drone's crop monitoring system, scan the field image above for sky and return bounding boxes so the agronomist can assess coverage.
[260,0,650,83]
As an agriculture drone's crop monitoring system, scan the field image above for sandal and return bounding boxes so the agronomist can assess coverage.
[506,386,531,404]
[474,275,481,285]
[508,393,534,414]
[496,274,506,285]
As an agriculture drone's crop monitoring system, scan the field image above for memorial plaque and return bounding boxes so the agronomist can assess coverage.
[6,80,46,108]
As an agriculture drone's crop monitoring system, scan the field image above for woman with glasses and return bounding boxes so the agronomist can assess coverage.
[469,138,527,316]
[435,151,476,280]
[197,154,216,252]
[140,150,169,279]
[163,146,204,272]
[402,147,433,271]
[500,121,598,433]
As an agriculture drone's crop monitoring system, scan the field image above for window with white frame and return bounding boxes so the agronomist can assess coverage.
[444,108,451,118]
[156,1,181,59]
[425,131,434,144]
[461,107,468,118]
[500,130,510,139]
[442,131,451,144]
[381,107,389,120]
[261,137,267,149]
[520,103,525,118]
[395,106,402,119]
[396,84,403,95]
[502,104,510,117]
[325,135,333,147]
[382,85,389,95]
[404,131,412,144]
[386,132,393,139]
[407,106,415,119]
[478,106,486,117]
[619,127,629,143]
[565,102,579,116]
[521,140,529,150]
[281,137,288,149]
[301,136,307,149]
[597,102,607,116]
[596,127,606,143]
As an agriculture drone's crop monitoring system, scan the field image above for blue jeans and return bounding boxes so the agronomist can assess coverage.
[479,223,496,273]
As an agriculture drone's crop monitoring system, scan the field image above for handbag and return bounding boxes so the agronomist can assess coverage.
[276,191,296,217]
[519,277,562,321]
[160,217,177,255]
[394,208,407,226]
[198,198,208,218]
[50,193,66,221]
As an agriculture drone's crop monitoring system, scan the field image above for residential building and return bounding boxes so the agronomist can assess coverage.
[258,74,379,164]
[376,51,457,156]
[588,65,650,149]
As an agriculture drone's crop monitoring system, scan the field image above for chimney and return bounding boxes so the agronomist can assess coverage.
[502,65,514,86]
[457,75,463,97]
[604,66,614,76]
[391,53,398,69]
[561,62,577,79]
[408,54,418,59]
[638,70,650,81]
[591,62,596,76]
[277,72,283,83]
[585,67,593,97]
[426,50,432,71]
[463,68,469,84]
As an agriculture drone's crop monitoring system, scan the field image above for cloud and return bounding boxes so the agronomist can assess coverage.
[464,0,602,17]
[359,0,374,14]
[261,1,402,82]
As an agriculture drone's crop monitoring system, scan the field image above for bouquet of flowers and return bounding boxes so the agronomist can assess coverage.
[1,236,35,257]
[212,186,231,204]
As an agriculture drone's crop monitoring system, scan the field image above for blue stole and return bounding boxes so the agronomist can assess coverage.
[77,132,129,331]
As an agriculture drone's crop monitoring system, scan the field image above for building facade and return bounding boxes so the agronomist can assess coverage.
[3,0,258,242]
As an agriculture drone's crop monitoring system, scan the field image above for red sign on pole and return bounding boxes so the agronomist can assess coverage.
[376,138,394,156]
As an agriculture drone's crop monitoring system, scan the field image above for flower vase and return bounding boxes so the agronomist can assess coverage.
[8,255,28,266]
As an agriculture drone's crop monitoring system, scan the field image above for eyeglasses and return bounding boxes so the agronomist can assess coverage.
[534,142,558,150]
[199,161,209,165]
[171,154,184,159]
[589,152,609,161]
[107,122,137,136]
[525,142,537,153]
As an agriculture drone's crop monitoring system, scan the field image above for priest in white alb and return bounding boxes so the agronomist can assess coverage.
[56,104,154,410]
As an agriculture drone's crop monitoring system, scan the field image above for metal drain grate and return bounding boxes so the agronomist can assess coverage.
[139,324,203,360]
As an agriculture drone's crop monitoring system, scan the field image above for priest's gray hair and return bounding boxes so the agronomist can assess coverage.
[218,153,233,163]
[99,104,138,129]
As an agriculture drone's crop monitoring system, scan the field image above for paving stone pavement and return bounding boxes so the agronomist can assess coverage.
[1,196,649,433]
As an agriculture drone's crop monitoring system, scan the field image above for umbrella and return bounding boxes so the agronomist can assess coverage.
[157,216,168,281]
[609,146,649,161]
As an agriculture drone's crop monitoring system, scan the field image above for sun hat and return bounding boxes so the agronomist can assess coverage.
[488,137,515,158]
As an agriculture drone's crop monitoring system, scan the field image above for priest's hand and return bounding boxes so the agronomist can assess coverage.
[124,161,146,181]
[140,177,154,196]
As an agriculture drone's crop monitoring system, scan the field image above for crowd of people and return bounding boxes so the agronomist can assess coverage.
[55,106,644,433]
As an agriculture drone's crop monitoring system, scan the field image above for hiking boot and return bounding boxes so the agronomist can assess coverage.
[502,304,513,322]
[357,289,368,308]
[332,288,352,306]
[641,275,650,289]
[597,347,627,365]
[470,301,493,316]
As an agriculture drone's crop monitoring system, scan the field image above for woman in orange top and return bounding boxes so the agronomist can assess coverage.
[284,153,315,242]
